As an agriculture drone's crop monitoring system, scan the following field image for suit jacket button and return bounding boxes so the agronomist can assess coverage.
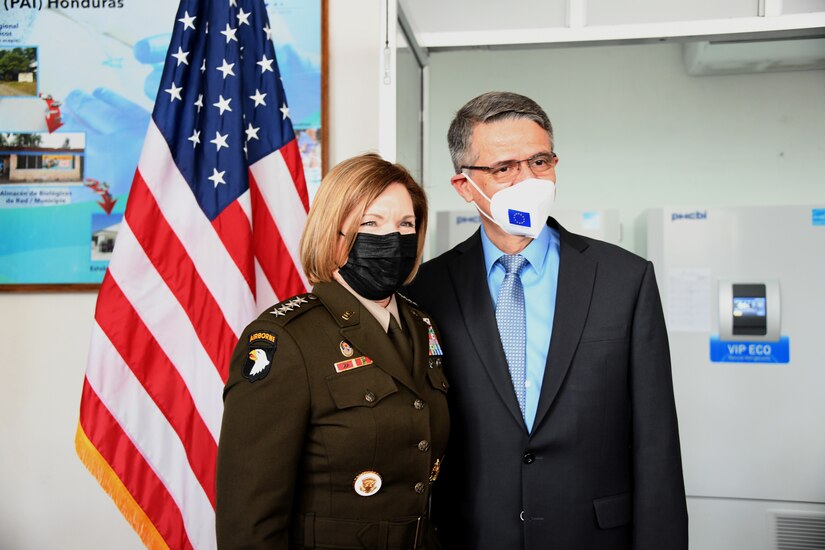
[414,482,425,494]
[414,399,425,410]
[522,451,535,464]
[365,391,376,403]
[417,440,430,452]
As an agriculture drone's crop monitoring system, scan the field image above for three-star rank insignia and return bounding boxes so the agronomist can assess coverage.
[244,331,277,382]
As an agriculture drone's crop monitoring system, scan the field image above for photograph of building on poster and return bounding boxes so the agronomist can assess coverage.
[90,212,123,262]
[0,1,322,286]
[0,132,84,185]
[0,46,38,97]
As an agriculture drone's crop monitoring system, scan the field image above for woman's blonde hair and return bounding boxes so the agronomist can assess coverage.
[300,153,428,284]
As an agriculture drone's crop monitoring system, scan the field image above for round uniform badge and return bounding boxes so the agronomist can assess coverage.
[339,340,354,357]
[353,471,382,497]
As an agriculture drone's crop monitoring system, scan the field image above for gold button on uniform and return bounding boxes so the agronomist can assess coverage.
[413,399,425,410]
[417,440,430,452]
[414,482,425,494]
[364,391,376,403]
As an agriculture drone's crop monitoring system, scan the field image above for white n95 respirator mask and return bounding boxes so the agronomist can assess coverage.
[464,174,556,238]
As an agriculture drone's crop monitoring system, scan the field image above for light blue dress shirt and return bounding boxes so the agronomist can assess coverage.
[481,224,560,433]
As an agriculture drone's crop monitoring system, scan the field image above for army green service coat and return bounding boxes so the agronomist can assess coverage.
[216,281,449,549]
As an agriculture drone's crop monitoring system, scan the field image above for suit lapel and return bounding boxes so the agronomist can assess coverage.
[314,281,419,394]
[532,222,596,434]
[448,231,525,429]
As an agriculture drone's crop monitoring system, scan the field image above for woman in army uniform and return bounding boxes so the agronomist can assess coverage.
[216,153,449,549]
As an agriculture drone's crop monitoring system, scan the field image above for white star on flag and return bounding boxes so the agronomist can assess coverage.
[237,7,251,26]
[245,123,260,141]
[188,129,201,147]
[165,82,183,102]
[250,89,267,107]
[210,131,229,151]
[194,94,203,112]
[178,10,196,30]
[217,58,236,79]
[257,54,274,73]
[213,95,232,115]
[263,23,272,40]
[172,46,189,66]
[280,103,289,120]
[208,167,226,187]
[221,23,238,43]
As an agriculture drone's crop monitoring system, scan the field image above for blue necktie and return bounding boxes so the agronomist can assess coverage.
[496,254,529,419]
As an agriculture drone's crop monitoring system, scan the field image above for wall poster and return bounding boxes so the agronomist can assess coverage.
[0,0,324,289]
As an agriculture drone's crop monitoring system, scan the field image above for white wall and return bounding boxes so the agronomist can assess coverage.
[0,1,387,548]
[0,292,132,549]
[327,0,385,165]
[423,43,825,256]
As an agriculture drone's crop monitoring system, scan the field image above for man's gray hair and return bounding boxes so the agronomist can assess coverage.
[447,91,554,173]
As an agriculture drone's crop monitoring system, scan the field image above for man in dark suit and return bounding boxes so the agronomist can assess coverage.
[405,91,687,550]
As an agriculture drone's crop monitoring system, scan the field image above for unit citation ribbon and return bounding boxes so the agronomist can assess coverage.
[334,355,373,374]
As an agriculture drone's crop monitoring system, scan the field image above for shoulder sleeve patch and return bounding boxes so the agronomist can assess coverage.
[244,331,277,382]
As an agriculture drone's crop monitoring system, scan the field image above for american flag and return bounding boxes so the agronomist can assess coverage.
[75,0,310,548]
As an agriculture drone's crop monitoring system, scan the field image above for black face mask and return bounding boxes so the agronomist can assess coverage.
[338,232,418,300]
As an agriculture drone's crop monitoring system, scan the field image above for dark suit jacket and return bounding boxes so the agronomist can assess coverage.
[216,281,449,549]
[404,218,687,550]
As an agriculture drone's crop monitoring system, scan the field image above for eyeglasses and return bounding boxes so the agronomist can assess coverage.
[461,152,557,183]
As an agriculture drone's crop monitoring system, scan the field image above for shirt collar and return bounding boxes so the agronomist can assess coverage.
[480,222,554,277]
[333,272,401,332]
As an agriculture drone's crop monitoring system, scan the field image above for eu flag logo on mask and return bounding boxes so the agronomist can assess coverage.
[508,209,531,227]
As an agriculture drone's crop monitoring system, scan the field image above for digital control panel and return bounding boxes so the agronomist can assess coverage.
[732,284,767,336]
[718,280,780,342]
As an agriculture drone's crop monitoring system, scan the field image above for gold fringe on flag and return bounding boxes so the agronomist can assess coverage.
[75,423,171,550]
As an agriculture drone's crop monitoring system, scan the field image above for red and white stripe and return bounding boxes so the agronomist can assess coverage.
[78,119,308,549]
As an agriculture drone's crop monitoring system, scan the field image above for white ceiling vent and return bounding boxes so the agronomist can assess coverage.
[683,37,825,75]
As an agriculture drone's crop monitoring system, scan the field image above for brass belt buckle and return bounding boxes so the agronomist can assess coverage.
[413,515,424,548]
